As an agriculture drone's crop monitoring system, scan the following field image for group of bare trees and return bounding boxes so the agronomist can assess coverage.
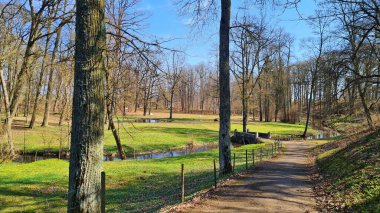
[0,0,74,158]
[230,14,295,132]
[0,0,379,210]
[228,0,379,136]
[296,0,380,132]
[0,0,221,159]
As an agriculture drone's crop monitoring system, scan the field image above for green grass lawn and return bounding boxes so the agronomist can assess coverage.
[11,113,311,155]
[0,142,276,212]
[316,130,380,212]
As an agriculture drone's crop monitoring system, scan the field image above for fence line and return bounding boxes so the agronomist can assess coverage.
[5,141,283,212]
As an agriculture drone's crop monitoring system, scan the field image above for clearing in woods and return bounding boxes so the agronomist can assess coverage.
[180,141,317,213]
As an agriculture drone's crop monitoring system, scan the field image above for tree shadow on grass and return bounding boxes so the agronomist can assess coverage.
[104,127,219,154]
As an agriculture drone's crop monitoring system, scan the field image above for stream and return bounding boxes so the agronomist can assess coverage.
[13,144,218,164]
[13,131,340,164]
[306,131,341,140]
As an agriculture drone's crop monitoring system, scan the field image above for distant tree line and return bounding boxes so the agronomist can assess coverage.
[0,0,379,157]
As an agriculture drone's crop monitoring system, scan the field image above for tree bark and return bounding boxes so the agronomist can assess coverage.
[0,68,14,157]
[68,0,106,211]
[303,64,318,138]
[218,0,232,174]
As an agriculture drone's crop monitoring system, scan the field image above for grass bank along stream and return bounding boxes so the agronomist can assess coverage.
[0,142,276,212]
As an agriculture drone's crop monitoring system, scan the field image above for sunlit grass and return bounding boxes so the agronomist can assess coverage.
[0,143,272,212]
[10,113,313,155]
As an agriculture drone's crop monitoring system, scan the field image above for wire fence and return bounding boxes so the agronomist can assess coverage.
[114,140,283,212]
[2,141,283,212]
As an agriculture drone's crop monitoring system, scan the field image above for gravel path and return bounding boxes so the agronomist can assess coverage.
[181,141,317,213]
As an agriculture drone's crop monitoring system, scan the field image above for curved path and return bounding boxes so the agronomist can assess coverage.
[181,141,317,213]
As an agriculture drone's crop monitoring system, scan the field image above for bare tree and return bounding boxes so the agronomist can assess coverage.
[0,0,55,158]
[166,51,184,119]
[303,11,329,137]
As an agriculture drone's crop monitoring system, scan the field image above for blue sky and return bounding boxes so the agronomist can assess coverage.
[139,0,318,65]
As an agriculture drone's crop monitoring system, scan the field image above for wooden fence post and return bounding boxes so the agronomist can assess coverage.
[233,153,236,175]
[252,149,255,165]
[275,142,278,154]
[245,150,248,169]
[213,159,217,188]
[181,164,185,203]
[101,171,105,213]
[23,131,26,162]
[59,136,62,160]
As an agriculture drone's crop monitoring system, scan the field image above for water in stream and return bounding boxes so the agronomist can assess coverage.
[112,118,164,124]
[14,144,218,164]
[13,131,339,164]
[306,131,341,140]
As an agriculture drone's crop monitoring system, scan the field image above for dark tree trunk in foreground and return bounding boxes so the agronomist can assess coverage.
[218,0,232,174]
[68,0,105,211]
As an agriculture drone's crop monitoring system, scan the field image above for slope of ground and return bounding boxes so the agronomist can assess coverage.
[314,129,380,212]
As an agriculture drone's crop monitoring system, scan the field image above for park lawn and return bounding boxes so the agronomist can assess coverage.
[11,113,312,155]
[0,142,273,212]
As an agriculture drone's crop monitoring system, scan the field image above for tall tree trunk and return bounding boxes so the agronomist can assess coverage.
[24,75,32,120]
[169,89,174,119]
[68,0,106,211]
[9,38,35,120]
[259,84,263,122]
[242,97,247,132]
[357,83,373,128]
[30,27,52,128]
[303,72,316,138]
[106,104,126,159]
[218,0,232,174]
[42,27,63,127]
[134,89,139,112]
[53,81,63,113]
[0,68,14,158]
[59,87,68,126]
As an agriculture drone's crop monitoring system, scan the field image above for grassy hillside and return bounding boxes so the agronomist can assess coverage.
[315,129,380,212]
